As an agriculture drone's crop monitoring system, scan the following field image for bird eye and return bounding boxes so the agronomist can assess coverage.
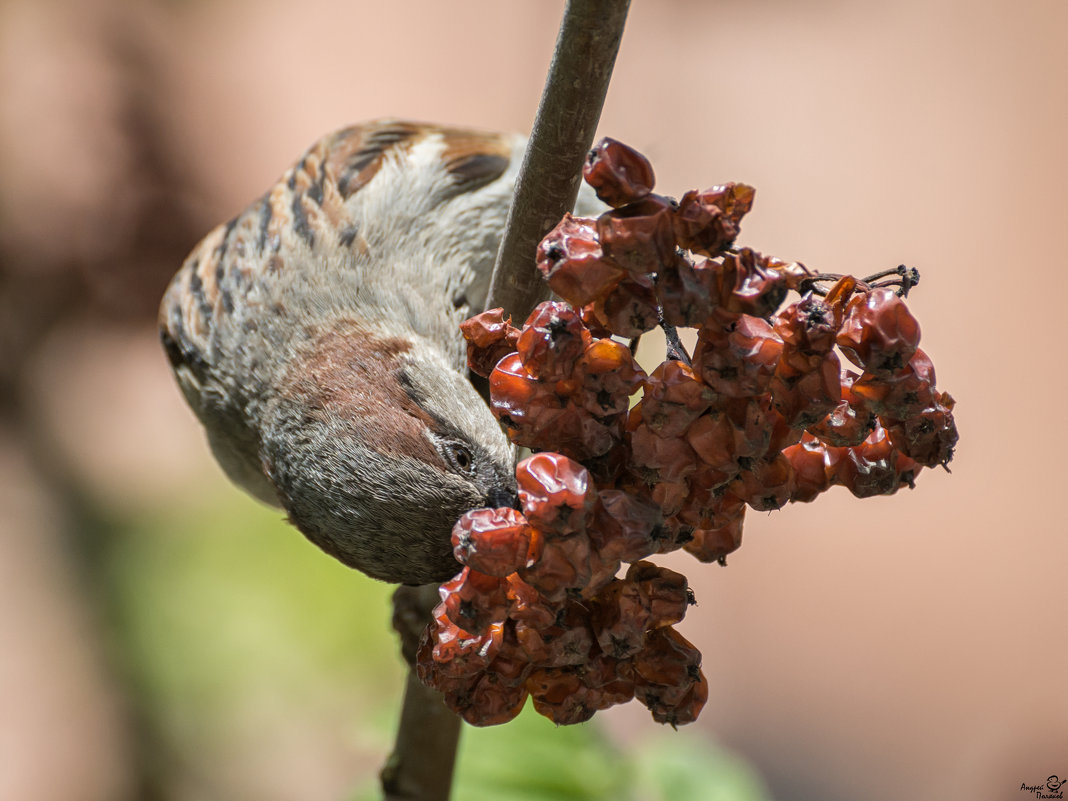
[446,443,474,474]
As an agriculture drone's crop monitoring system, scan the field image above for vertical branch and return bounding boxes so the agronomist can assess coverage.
[383,2,631,799]
[485,0,632,319]
[382,584,459,801]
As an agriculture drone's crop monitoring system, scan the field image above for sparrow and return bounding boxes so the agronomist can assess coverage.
[159,120,538,584]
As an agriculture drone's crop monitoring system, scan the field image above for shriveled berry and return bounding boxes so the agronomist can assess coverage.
[591,274,660,337]
[851,348,937,420]
[837,288,921,373]
[422,614,504,681]
[505,574,557,629]
[632,627,702,707]
[577,338,647,416]
[719,249,788,318]
[592,579,651,658]
[590,489,661,564]
[770,350,842,428]
[517,301,589,380]
[774,294,838,355]
[583,137,656,207]
[782,434,836,503]
[537,214,626,306]
[837,423,914,498]
[516,452,597,535]
[684,411,738,473]
[460,308,521,377]
[645,669,708,727]
[885,402,958,467]
[440,567,509,635]
[629,423,700,484]
[445,671,529,727]
[518,533,593,601]
[641,361,715,438]
[684,514,745,563]
[597,195,678,272]
[674,183,754,253]
[527,667,598,725]
[679,482,747,534]
[723,394,775,460]
[452,508,535,577]
[808,371,876,447]
[489,352,567,447]
[627,561,691,628]
[693,315,783,398]
[730,452,795,511]
[657,254,715,328]
[543,405,626,462]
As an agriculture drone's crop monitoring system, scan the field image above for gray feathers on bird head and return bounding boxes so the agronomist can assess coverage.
[261,322,516,584]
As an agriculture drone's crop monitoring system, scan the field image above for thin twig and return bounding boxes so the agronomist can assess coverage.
[485,0,633,320]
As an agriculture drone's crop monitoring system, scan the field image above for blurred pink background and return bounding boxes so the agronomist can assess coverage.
[2,0,1065,799]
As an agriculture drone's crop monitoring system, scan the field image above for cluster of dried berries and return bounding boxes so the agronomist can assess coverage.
[416,452,705,727]
[418,137,958,728]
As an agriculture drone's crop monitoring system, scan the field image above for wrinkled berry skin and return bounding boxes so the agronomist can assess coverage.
[583,137,656,207]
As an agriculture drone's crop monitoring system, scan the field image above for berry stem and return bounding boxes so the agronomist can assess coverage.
[382,584,462,801]
[801,264,920,298]
[659,312,692,366]
[485,0,632,320]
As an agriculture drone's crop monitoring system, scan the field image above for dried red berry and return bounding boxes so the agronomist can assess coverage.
[693,315,783,398]
[719,249,788,318]
[774,294,838,355]
[885,402,958,467]
[590,489,661,564]
[684,515,745,563]
[629,423,700,484]
[730,452,796,511]
[576,338,646,417]
[627,561,691,628]
[770,350,843,428]
[518,533,594,601]
[837,288,921,374]
[808,371,876,447]
[656,255,716,328]
[851,348,938,420]
[446,670,529,727]
[460,308,521,378]
[684,411,738,473]
[517,301,589,381]
[591,274,660,337]
[536,214,625,306]
[516,452,597,535]
[837,423,916,498]
[583,137,656,208]
[597,194,679,272]
[440,567,510,635]
[673,183,755,254]
[452,508,535,577]
[421,613,504,681]
[527,667,598,725]
[782,435,837,503]
[641,361,715,438]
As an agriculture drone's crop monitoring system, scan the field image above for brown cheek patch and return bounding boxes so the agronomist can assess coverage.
[281,323,445,467]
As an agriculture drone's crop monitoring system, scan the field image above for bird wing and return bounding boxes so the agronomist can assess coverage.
[158,120,526,502]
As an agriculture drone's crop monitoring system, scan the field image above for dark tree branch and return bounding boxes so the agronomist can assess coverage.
[382,584,459,801]
[485,0,633,320]
[384,3,631,799]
